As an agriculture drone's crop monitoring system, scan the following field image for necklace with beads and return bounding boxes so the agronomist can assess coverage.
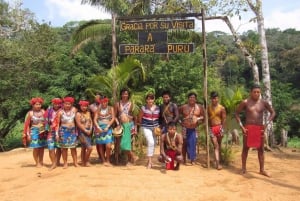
[167,132,177,150]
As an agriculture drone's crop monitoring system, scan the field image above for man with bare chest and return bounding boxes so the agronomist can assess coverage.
[179,92,205,165]
[208,91,226,170]
[235,84,275,177]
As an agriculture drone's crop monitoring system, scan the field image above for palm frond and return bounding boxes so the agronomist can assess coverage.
[71,20,111,54]
[85,56,146,105]
[71,38,92,55]
[72,21,111,44]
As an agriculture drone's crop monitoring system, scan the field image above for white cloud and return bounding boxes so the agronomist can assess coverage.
[45,0,110,23]
[201,6,300,34]
[265,8,300,30]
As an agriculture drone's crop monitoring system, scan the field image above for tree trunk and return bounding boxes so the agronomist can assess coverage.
[201,8,210,169]
[202,16,260,84]
[111,12,117,103]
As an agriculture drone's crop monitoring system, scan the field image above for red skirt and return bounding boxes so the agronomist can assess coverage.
[165,150,176,170]
[245,125,264,148]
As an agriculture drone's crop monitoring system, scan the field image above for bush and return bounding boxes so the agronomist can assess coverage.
[1,121,23,151]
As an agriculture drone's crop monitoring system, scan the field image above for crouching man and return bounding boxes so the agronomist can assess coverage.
[158,122,183,170]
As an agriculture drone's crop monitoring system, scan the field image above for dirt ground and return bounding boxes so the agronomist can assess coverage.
[0,145,299,201]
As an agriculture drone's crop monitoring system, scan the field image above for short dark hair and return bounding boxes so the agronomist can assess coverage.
[188,92,197,98]
[251,84,261,91]
[210,91,218,98]
[161,90,171,97]
[167,121,177,128]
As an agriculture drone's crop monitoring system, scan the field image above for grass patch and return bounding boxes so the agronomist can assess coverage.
[287,137,300,148]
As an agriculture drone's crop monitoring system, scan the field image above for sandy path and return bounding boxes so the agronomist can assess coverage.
[0,146,299,201]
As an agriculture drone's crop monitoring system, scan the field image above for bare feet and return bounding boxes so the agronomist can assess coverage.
[146,162,152,169]
[63,163,68,169]
[104,162,112,167]
[36,163,43,168]
[216,164,223,170]
[260,170,271,177]
[216,161,222,170]
[48,164,57,171]
[74,163,79,167]
[131,155,139,164]
[241,169,246,175]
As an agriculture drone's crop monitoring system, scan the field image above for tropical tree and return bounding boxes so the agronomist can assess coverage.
[81,0,132,68]
[86,56,146,114]
[219,86,244,163]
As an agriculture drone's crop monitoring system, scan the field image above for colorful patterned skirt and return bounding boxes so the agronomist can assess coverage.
[29,127,47,148]
[94,123,113,144]
[47,130,58,150]
[58,126,78,148]
[78,129,92,148]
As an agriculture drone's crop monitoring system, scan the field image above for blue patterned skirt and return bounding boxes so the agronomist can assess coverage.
[94,123,113,145]
[29,127,47,148]
[57,126,78,148]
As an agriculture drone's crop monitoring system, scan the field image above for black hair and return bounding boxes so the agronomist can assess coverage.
[161,90,171,97]
[120,88,131,98]
[167,121,177,128]
[188,92,197,98]
[251,83,261,91]
[210,91,218,98]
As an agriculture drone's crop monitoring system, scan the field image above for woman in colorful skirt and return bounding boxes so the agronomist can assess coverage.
[44,97,62,170]
[55,96,78,168]
[23,97,47,167]
[75,100,93,167]
[93,96,115,166]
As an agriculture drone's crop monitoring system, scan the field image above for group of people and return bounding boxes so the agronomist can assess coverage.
[23,84,275,177]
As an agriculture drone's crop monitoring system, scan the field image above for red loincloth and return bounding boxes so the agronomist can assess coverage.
[165,149,176,170]
[245,125,264,148]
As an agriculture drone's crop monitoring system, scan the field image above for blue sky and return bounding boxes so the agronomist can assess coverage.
[6,0,300,33]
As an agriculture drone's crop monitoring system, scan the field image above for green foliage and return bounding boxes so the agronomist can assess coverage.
[287,137,300,149]
[71,19,112,54]
[86,56,146,115]
[220,146,235,166]
[272,80,300,138]
[1,121,23,151]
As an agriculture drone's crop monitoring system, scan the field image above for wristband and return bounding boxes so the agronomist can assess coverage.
[239,121,243,127]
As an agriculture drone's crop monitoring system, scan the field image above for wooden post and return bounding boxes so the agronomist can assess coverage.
[201,8,210,168]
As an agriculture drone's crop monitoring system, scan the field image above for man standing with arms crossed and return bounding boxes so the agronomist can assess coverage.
[159,90,179,133]
[235,84,275,177]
